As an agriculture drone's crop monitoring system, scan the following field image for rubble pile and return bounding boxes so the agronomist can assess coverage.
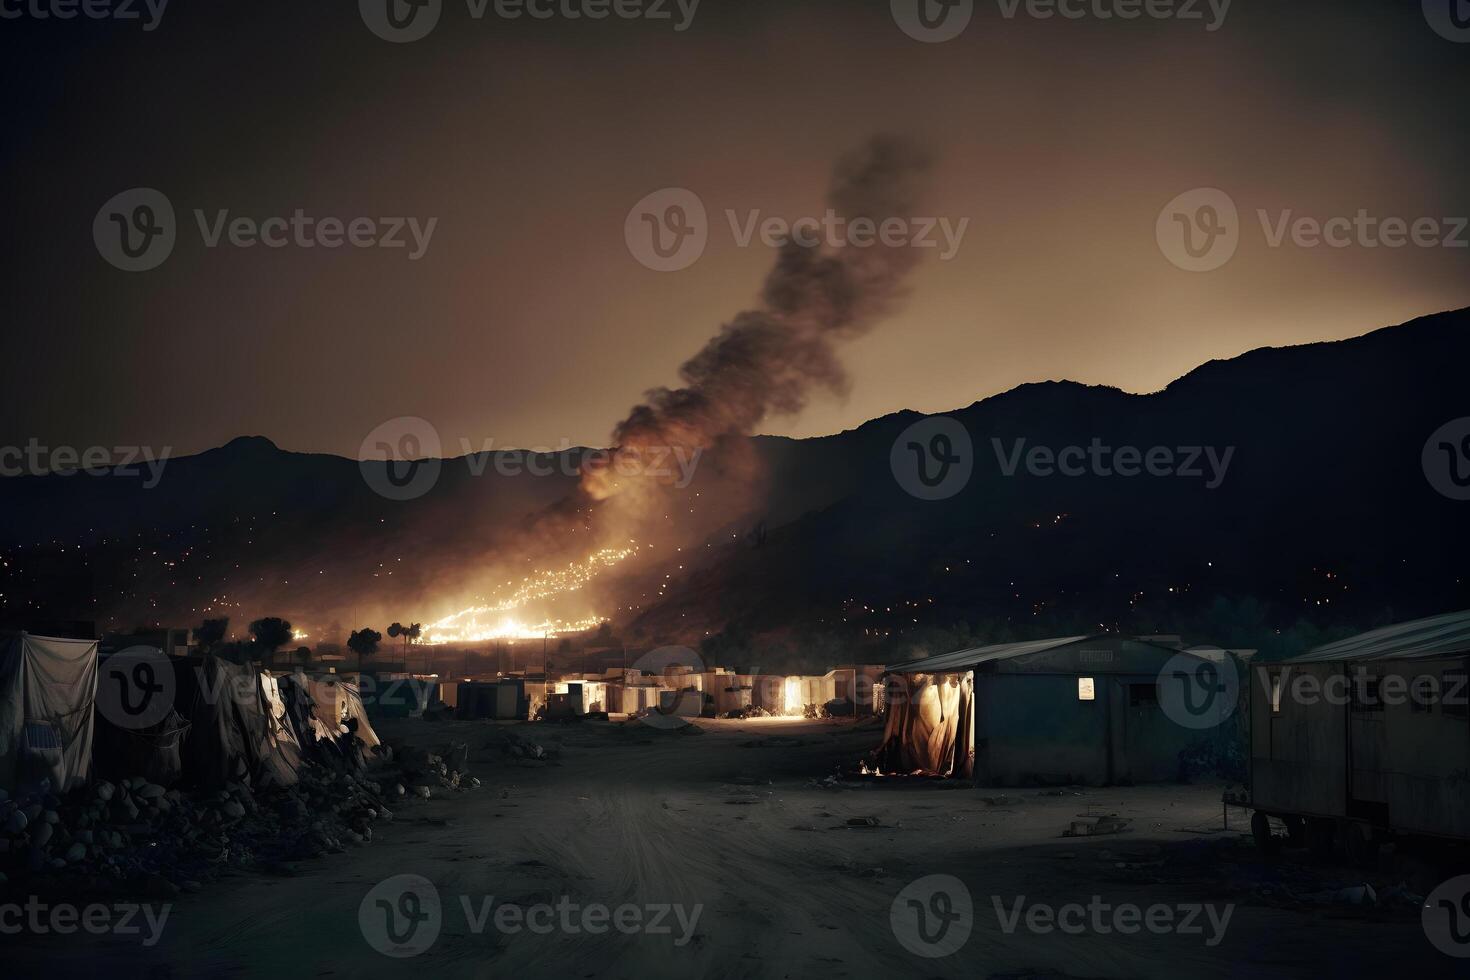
[0,749,480,896]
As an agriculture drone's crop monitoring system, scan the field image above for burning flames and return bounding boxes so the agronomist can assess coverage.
[419,545,643,644]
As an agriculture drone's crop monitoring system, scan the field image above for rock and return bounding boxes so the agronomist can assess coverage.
[44,809,60,824]
[414,786,432,800]
[32,821,54,850]
[64,842,86,863]
[5,810,27,834]
[222,801,246,820]
[137,783,166,799]
[95,781,115,802]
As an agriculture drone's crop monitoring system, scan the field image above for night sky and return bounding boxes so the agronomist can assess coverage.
[3,0,1467,460]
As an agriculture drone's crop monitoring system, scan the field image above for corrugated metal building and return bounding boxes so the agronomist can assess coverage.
[879,635,1236,786]
[1251,610,1470,853]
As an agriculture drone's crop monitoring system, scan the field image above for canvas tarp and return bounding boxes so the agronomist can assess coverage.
[0,633,98,793]
[173,656,302,789]
[304,676,381,749]
[874,671,974,777]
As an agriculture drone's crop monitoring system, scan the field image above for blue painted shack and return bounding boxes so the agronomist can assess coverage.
[876,635,1237,786]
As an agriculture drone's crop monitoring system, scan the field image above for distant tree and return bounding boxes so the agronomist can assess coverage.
[249,617,294,656]
[196,617,229,651]
[348,628,383,666]
[293,646,312,668]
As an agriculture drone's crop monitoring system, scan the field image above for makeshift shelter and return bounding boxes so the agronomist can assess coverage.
[0,632,98,794]
[300,675,381,748]
[877,635,1234,786]
[1250,610,1470,848]
[172,655,303,789]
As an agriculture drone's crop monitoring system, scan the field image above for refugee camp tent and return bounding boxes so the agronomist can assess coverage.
[878,635,1236,786]
[305,675,381,750]
[0,632,98,794]
[171,655,302,789]
[1250,610,1470,848]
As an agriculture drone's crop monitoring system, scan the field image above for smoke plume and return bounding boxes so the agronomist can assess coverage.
[582,135,935,532]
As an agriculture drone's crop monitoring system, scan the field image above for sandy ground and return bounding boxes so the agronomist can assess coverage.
[5,716,1462,979]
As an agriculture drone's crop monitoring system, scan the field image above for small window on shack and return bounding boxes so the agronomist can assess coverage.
[1129,683,1159,706]
[1445,669,1469,720]
[1077,677,1096,701]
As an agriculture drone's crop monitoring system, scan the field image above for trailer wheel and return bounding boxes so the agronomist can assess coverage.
[1283,815,1306,849]
[1342,821,1380,868]
[1251,811,1279,854]
[1305,818,1335,860]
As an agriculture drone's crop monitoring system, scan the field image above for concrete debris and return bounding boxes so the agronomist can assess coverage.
[1063,815,1132,837]
[0,746,480,896]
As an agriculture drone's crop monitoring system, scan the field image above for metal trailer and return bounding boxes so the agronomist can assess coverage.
[1248,611,1470,861]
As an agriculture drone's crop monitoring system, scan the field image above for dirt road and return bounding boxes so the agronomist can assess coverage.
[5,717,1460,978]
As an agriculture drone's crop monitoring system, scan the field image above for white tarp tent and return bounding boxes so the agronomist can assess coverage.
[0,632,99,793]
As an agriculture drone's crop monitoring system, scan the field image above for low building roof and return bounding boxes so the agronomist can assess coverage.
[1287,610,1470,664]
[886,635,1093,674]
